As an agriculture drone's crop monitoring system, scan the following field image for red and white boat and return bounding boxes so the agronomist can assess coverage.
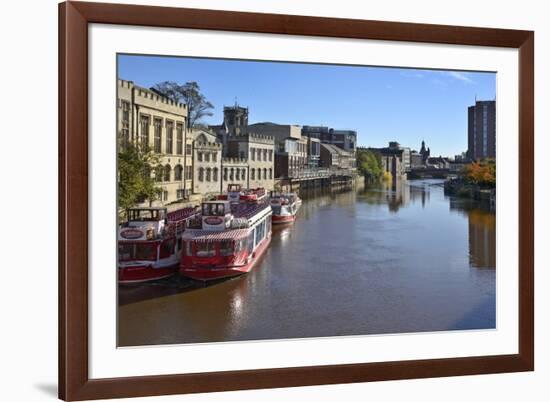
[217,184,267,203]
[118,207,200,284]
[269,192,302,224]
[180,196,272,282]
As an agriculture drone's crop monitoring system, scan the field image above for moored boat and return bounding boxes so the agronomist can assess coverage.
[180,196,272,282]
[269,191,301,224]
[217,184,267,203]
[118,207,200,283]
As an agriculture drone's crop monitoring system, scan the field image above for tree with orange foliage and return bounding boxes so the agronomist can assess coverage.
[461,159,496,187]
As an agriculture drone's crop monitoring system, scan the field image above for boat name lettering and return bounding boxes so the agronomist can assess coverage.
[120,228,144,239]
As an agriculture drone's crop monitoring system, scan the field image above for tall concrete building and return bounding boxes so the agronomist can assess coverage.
[467,100,496,160]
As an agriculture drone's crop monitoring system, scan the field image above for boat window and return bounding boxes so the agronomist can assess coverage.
[248,231,255,253]
[202,203,226,216]
[159,239,175,258]
[235,238,246,253]
[135,243,157,260]
[271,205,281,215]
[118,243,134,261]
[195,241,216,257]
[219,240,234,256]
[184,240,192,256]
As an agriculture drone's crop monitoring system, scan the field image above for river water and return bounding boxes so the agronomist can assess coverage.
[118,179,496,346]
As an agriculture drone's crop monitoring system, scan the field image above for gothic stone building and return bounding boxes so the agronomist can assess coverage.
[117,79,192,205]
[190,128,222,197]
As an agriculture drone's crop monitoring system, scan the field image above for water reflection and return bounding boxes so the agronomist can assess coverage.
[118,179,496,346]
[450,198,496,269]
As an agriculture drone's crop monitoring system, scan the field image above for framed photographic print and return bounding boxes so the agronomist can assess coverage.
[59,1,534,400]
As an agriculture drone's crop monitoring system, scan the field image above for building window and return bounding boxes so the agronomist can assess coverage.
[186,143,192,155]
[263,168,267,180]
[206,168,211,182]
[185,165,192,180]
[198,152,203,162]
[251,168,255,180]
[263,149,267,161]
[155,165,163,182]
[257,148,261,161]
[163,190,168,201]
[250,147,255,161]
[166,120,174,154]
[176,189,185,199]
[174,165,183,181]
[258,169,262,180]
[154,118,162,153]
[140,115,150,151]
[212,152,217,162]
[269,168,272,179]
[205,152,210,162]
[213,168,218,182]
[230,168,234,181]
[198,167,204,181]
[269,150,273,161]
[120,100,130,147]
[163,164,171,182]
[176,123,183,155]
[223,168,228,181]
[242,169,246,180]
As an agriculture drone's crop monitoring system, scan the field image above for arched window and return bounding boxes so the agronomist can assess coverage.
[213,168,218,182]
[198,167,204,182]
[241,169,246,180]
[269,168,272,179]
[235,168,240,181]
[174,165,183,181]
[223,168,228,181]
[154,166,163,182]
[206,168,211,182]
[251,168,255,180]
[163,164,171,182]
[230,168,234,181]
[263,168,267,180]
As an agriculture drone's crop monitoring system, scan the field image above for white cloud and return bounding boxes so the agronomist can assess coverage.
[445,71,474,83]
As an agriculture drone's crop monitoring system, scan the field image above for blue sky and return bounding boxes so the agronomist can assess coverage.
[118,55,496,157]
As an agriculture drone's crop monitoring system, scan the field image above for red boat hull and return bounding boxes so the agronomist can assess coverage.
[118,263,178,284]
[180,235,271,282]
[271,214,296,224]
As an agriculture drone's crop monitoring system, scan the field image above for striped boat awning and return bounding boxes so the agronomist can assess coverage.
[182,229,250,242]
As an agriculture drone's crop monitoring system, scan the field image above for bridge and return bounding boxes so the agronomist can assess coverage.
[407,167,452,179]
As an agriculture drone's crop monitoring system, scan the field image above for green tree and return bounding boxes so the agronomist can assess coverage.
[118,143,163,214]
[357,148,383,182]
[152,81,214,128]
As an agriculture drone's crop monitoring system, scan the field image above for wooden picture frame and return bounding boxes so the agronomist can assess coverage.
[59,1,534,400]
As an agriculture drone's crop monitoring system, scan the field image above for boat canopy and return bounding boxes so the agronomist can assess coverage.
[182,228,250,242]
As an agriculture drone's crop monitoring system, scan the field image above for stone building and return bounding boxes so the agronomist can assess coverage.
[248,122,308,178]
[368,142,407,179]
[117,79,191,204]
[302,126,357,154]
[320,143,355,170]
[190,128,222,197]
[226,133,275,190]
[221,158,249,190]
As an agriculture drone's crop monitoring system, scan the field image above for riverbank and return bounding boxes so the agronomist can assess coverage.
[444,178,495,210]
